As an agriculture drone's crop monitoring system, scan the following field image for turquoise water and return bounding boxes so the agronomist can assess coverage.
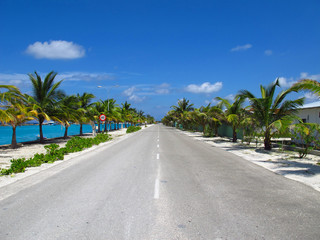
[0,123,127,146]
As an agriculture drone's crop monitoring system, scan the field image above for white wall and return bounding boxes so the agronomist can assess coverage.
[297,108,320,124]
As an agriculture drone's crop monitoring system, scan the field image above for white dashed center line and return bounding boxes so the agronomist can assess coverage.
[154,179,160,199]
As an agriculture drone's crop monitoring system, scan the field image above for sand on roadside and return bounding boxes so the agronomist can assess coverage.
[180,130,320,192]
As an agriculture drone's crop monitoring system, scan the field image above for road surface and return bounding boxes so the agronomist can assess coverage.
[1,124,320,239]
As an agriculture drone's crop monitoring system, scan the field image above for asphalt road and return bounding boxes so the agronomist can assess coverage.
[1,124,320,240]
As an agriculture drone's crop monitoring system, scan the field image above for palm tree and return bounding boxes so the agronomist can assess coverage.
[121,101,133,127]
[55,95,81,139]
[238,79,304,150]
[137,110,145,125]
[146,114,155,124]
[101,98,117,132]
[28,71,63,143]
[207,105,223,137]
[191,107,210,135]
[0,87,38,148]
[112,106,123,130]
[215,96,246,142]
[171,98,194,114]
[162,110,178,127]
[76,92,95,136]
[92,101,105,132]
[290,79,320,100]
[171,98,194,129]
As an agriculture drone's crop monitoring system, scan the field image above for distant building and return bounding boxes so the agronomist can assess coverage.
[297,101,320,124]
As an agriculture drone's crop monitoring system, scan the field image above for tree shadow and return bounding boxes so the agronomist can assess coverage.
[261,158,320,177]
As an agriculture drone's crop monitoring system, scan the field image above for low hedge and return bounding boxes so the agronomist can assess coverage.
[126,126,142,133]
[0,133,111,176]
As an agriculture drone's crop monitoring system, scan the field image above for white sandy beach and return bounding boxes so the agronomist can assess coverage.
[180,130,320,192]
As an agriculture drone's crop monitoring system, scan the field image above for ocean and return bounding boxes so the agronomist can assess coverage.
[0,123,127,146]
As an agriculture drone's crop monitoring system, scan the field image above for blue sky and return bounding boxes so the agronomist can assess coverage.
[1,0,319,120]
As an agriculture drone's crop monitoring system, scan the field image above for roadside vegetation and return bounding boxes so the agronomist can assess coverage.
[0,133,111,176]
[126,126,142,133]
[0,71,155,148]
[162,78,320,158]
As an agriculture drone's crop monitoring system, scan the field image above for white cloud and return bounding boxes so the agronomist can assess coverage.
[26,40,85,59]
[185,82,222,94]
[230,44,252,52]
[205,99,218,105]
[304,92,319,101]
[123,86,146,103]
[0,72,114,85]
[277,77,296,88]
[129,94,145,102]
[300,72,320,81]
[58,72,114,81]
[155,83,170,95]
[264,50,273,56]
[123,87,137,96]
[0,73,28,86]
[277,72,320,88]
[225,94,235,101]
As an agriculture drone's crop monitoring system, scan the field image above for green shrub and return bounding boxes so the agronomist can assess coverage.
[290,123,320,158]
[26,153,45,167]
[1,158,27,175]
[126,126,142,133]
[1,133,111,176]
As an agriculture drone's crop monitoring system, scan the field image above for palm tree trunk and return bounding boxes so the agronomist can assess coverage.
[214,123,219,137]
[105,121,108,132]
[64,125,69,139]
[11,125,17,149]
[98,121,101,133]
[232,126,237,142]
[39,118,45,143]
[80,123,83,136]
[264,130,272,150]
[90,121,96,137]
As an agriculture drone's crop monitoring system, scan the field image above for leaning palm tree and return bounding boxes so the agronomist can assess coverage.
[28,71,63,143]
[0,103,38,148]
[216,96,246,142]
[238,79,304,150]
[76,92,95,135]
[0,87,38,148]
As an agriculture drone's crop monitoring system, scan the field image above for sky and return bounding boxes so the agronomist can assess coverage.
[1,0,319,120]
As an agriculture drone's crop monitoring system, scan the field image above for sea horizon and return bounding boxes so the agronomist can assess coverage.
[0,123,126,146]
